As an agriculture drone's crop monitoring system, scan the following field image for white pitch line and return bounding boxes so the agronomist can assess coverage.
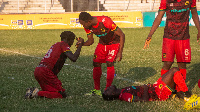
[0,48,143,85]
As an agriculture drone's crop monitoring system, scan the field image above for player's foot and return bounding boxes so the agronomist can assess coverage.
[184,94,200,110]
[176,91,192,102]
[25,87,39,99]
[85,89,102,96]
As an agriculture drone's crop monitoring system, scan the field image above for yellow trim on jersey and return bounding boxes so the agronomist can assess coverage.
[111,26,118,32]
[159,9,166,11]
[64,49,71,52]
[86,32,92,36]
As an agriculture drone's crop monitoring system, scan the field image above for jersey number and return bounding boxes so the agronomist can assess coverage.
[108,50,115,56]
[185,49,189,56]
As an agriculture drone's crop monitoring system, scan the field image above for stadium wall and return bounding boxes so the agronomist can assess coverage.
[0,11,143,30]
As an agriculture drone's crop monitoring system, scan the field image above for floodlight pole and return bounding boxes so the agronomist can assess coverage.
[71,0,73,12]
[45,0,47,13]
[97,0,99,11]
[18,0,19,13]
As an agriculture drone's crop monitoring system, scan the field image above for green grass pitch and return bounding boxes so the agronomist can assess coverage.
[0,27,199,111]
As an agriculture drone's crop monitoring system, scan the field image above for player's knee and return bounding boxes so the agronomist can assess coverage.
[106,61,114,67]
[171,67,179,73]
[93,62,101,67]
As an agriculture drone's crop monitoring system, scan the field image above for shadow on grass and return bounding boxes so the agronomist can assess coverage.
[186,63,200,89]
[121,67,157,82]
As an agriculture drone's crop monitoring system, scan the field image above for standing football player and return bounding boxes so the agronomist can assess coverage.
[78,12,125,96]
[25,31,84,99]
[143,0,200,93]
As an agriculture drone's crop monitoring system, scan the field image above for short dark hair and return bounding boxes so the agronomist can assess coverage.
[102,93,116,101]
[79,12,93,22]
[60,31,75,41]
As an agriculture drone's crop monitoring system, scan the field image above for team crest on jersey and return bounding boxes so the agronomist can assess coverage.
[93,54,97,59]
[159,84,163,89]
[163,53,166,58]
[185,1,189,5]
[101,28,105,32]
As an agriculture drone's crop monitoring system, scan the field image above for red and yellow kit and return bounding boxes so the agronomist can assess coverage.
[153,77,174,101]
[159,0,195,62]
[84,16,119,45]
[119,86,144,102]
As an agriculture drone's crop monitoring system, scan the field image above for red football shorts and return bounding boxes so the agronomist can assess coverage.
[153,77,173,101]
[93,43,120,63]
[34,67,65,92]
[162,38,191,62]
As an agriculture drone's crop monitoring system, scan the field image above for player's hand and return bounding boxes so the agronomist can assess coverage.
[197,33,200,45]
[143,37,152,49]
[76,37,84,48]
[115,52,122,62]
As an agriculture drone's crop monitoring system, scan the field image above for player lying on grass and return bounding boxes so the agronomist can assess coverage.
[102,67,194,102]
[25,31,84,99]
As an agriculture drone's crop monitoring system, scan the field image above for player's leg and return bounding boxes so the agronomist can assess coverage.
[161,61,173,76]
[177,62,187,80]
[105,44,120,90]
[33,67,66,99]
[161,67,187,91]
[86,43,105,96]
[175,39,191,80]
[161,38,175,76]
[93,61,102,91]
[106,61,115,90]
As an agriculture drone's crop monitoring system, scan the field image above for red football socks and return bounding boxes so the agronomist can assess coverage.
[93,67,102,90]
[173,71,188,92]
[38,91,63,98]
[179,69,186,80]
[161,69,169,76]
[106,66,115,90]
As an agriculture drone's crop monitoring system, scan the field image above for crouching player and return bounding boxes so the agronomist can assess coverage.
[102,67,196,103]
[25,31,84,99]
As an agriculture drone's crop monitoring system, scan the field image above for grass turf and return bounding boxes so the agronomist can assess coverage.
[0,27,199,112]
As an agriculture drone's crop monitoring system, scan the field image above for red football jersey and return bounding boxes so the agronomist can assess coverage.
[39,41,71,75]
[84,16,120,45]
[159,0,196,40]
[119,86,144,102]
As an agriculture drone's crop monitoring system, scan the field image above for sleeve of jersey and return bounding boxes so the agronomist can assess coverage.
[191,0,196,9]
[119,93,135,102]
[103,17,118,32]
[61,42,71,52]
[159,0,166,11]
[84,28,92,36]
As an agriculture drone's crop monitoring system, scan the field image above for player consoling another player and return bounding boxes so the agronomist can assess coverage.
[78,12,125,96]
[25,31,84,99]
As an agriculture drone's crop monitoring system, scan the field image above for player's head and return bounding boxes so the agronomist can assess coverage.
[60,31,75,46]
[79,12,93,29]
[102,85,119,101]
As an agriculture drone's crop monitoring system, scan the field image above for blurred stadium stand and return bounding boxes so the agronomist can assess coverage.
[0,0,199,13]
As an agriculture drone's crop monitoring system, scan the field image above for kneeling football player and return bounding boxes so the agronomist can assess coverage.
[25,31,84,99]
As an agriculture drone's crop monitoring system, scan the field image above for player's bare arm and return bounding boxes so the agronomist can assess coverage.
[191,8,200,44]
[114,28,125,62]
[144,11,165,49]
[65,38,84,62]
[83,33,94,46]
